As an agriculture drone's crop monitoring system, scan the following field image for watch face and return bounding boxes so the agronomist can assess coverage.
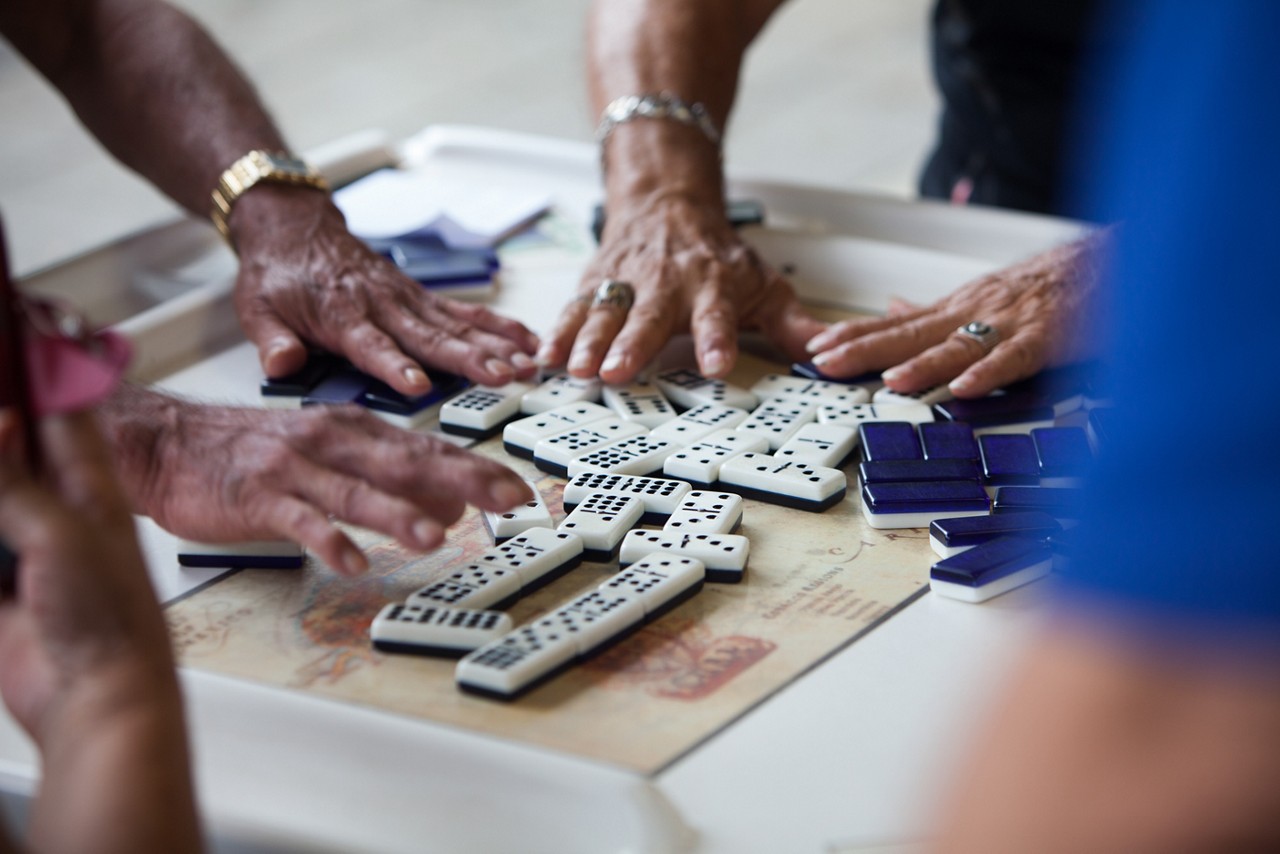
[263,152,310,175]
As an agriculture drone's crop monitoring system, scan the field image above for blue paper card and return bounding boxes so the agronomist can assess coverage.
[919,421,979,461]
[858,421,924,462]
[929,511,1061,548]
[979,434,1040,485]
[931,536,1052,587]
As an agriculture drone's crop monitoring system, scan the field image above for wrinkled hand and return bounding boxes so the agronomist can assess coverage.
[103,386,532,576]
[231,187,539,396]
[538,196,825,383]
[0,409,176,737]
[806,233,1107,397]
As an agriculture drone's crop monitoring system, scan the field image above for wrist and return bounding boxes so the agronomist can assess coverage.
[226,183,344,257]
[96,384,182,515]
[602,119,726,213]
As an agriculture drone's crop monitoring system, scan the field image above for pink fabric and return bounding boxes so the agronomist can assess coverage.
[24,326,131,416]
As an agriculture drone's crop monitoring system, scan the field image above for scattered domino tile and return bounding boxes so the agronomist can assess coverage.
[473,527,584,592]
[871,384,954,406]
[817,401,934,427]
[653,367,759,411]
[260,353,341,408]
[409,562,522,610]
[562,472,692,523]
[932,368,1086,434]
[455,623,579,700]
[502,402,614,458]
[557,492,645,561]
[531,590,646,657]
[775,423,859,468]
[565,434,678,478]
[662,429,770,486]
[858,422,925,462]
[439,382,533,439]
[662,490,745,535]
[649,402,751,445]
[859,480,990,529]
[992,486,1085,523]
[371,603,514,657]
[620,529,749,584]
[750,373,870,407]
[481,482,554,541]
[930,536,1053,603]
[717,452,848,512]
[919,421,980,461]
[1030,426,1093,487]
[359,373,469,430]
[790,362,885,394]
[597,552,707,621]
[532,418,647,477]
[734,399,818,450]
[929,511,1062,559]
[978,433,1041,487]
[602,380,679,428]
[176,539,304,569]
[858,458,982,485]
[520,373,603,414]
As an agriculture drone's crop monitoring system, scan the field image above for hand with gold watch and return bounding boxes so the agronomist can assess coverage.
[211,149,540,394]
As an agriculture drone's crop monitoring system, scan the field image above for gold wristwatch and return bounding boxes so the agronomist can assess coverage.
[209,150,330,240]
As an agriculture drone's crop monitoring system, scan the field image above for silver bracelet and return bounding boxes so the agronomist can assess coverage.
[595,92,722,151]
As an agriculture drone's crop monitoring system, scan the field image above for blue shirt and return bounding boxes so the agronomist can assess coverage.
[1062,2,1280,630]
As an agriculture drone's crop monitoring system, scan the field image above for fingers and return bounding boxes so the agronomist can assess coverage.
[247,493,367,577]
[689,283,739,379]
[239,301,309,380]
[35,412,130,520]
[600,300,680,383]
[538,296,591,370]
[566,303,631,379]
[749,271,828,364]
[810,313,955,380]
[948,330,1047,397]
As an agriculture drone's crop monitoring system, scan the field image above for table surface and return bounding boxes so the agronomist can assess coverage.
[0,126,1084,854]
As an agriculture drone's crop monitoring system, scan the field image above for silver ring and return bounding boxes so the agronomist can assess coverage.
[590,279,635,313]
[953,321,1001,353]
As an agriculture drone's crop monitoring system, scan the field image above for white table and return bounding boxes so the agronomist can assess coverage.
[0,126,1082,853]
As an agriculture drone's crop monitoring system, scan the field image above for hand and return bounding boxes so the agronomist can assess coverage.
[0,408,201,852]
[101,386,532,576]
[805,234,1106,397]
[538,196,826,383]
[229,187,540,396]
[931,620,1280,853]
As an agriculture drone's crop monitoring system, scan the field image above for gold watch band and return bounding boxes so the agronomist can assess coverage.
[209,150,330,241]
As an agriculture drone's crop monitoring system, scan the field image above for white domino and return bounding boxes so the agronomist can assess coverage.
[662,429,769,486]
[562,472,692,521]
[456,623,579,699]
[532,419,648,476]
[557,492,645,560]
[597,552,706,618]
[408,561,522,610]
[775,423,859,468]
[649,402,751,445]
[530,590,646,657]
[602,381,679,429]
[371,603,514,656]
[620,529,749,583]
[872,384,954,406]
[176,539,304,569]
[439,382,533,439]
[482,482,554,541]
[734,399,818,450]
[662,490,745,534]
[502,402,614,458]
[653,368,759,411]
[520,373,603,414]
[816,401,934,427]
[749,374,870,407]
[471,526,584,590]
[718,452,847,512]
[566,434,678,477]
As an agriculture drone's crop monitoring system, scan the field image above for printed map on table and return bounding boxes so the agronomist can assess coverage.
[164,354,931,775]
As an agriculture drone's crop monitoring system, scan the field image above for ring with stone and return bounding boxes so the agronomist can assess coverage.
[590,279,636,313]
[953,320,1001,353]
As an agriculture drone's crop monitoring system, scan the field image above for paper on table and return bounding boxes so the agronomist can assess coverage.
[333,165,552,248]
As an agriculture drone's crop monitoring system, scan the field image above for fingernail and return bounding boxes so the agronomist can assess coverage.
[567,351,592,375]
[601,352,625,374]
[534,344,557,367]
[949,376,973,395]
[811,351,832,368]
[485,359,515,382]
[701,349,729,377]
[412,519,439,549]
[805,333,834,354]
[403,367,429,390]
[341,546,368,577]
[491,479,530,507]
[512,353,536,371]
[881,367,903,383]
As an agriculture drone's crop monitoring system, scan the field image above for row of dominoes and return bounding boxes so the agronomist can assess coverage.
[455,552,707,700]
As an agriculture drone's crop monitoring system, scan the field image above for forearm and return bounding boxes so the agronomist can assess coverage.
[1,0,287,217]
[589,0,785,209]
[95,382,181,516]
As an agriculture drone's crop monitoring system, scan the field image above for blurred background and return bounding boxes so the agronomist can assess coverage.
[0,0,936,276]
